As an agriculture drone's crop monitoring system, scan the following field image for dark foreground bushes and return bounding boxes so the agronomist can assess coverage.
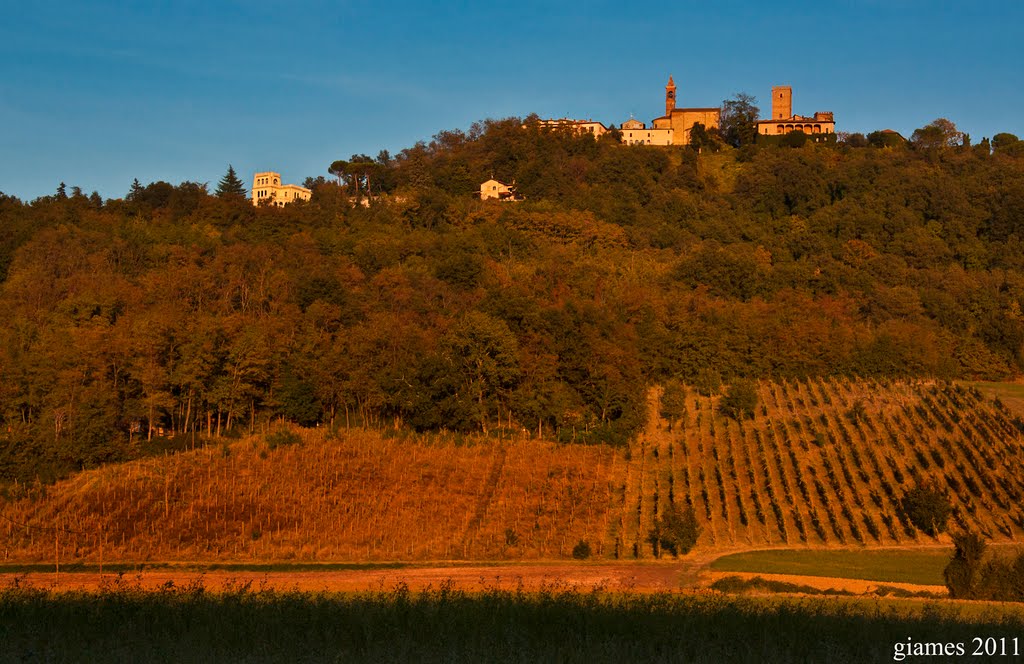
[2,580,1023,663]
[945,532,1024,601]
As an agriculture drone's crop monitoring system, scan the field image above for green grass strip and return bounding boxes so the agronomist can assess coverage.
[710,548,951,586]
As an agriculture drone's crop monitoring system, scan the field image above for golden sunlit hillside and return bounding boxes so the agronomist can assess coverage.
[2,378,1021,564]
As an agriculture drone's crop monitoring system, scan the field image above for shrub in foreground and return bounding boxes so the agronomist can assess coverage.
[945,532,1024,602]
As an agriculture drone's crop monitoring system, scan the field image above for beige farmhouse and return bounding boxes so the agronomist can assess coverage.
[480,179,522,201]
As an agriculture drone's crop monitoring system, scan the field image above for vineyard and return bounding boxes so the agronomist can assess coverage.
[0,432,616,562]
[615,378,1024,556]
[0,379,1022,563]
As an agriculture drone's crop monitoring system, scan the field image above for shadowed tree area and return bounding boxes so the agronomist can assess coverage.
[900,484,952,537]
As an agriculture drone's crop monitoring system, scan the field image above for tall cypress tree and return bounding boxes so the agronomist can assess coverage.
[215,165,248,199]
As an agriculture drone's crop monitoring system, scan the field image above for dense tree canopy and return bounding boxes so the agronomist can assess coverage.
[1,116,1023,481]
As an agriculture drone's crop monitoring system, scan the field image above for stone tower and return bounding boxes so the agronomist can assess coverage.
[772,86,792,120]
[665,75,677,116]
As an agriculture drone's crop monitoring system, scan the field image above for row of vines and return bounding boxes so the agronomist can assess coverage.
[611,379,1024,556]
[0,431,616,562]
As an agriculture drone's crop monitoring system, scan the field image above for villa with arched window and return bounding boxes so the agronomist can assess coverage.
[251,171,312,207]
[755,86,835,137]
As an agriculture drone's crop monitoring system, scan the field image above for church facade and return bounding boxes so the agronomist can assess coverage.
[650,76,721,146]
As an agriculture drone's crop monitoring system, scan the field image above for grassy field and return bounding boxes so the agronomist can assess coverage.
[710,548,956,586]
[3,583,1024,663]
[962,381,1024,416]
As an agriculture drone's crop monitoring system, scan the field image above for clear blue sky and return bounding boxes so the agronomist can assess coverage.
[1,1,1021,201]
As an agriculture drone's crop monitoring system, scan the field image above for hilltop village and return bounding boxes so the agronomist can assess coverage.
[253,76,837,204]
[478,78,835,200]
[537,77,834,147]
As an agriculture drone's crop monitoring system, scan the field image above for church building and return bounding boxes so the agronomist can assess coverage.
[650,76,721,146]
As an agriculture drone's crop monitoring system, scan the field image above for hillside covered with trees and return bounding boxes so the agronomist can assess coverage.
[1,119,1023,481]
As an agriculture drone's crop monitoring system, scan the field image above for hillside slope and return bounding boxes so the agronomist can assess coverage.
[1,379,1021,563]
[3,137,1024,481]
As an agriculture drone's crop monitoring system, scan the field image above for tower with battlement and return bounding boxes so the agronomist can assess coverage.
[756,86,835,137]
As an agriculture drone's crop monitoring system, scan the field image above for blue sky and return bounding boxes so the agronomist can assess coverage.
[1,1,1021,200]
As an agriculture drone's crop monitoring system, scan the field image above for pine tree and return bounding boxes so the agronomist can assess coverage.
[215,165,247,199]
[128,178,144,201]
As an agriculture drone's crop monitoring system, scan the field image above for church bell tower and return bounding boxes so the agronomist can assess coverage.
[665,75,676,116]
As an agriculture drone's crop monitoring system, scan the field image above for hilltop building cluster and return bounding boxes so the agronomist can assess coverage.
[536,77,836,147]
[479,77,837,200]
[257,77,837,206]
